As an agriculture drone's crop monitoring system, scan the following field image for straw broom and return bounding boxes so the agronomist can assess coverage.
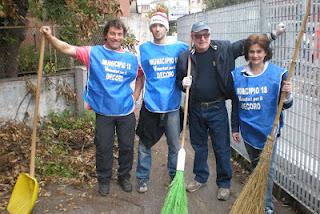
[161,44,193,214]
[230,1,310,213]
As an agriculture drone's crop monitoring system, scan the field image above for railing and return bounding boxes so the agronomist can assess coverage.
[177,0,320,213]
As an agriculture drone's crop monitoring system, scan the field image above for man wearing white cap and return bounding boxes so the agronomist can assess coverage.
[134,9,188,193]
[176,21,285,201]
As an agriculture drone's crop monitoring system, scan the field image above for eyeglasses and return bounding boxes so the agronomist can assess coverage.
[194,33,210,39]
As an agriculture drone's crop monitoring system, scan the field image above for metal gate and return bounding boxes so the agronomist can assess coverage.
[177,1,320,213]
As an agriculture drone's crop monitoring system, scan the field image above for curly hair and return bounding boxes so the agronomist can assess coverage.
[103,19,127,37]
[244,34,272,62]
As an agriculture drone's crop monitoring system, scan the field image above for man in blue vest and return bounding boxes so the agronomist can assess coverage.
[134,10,188,193]
[176,21,285,201]
[40,19,142,196]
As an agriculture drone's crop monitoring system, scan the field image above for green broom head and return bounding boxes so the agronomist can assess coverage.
[161,148,188,214]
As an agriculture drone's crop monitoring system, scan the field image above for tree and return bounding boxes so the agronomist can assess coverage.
[33,0,123,45]
[0,0,28,78]
[0,0,123,78]
[147,4,168,18]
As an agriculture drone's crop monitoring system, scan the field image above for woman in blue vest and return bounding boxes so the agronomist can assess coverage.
[231,34,293,214]
[41,19,141,196]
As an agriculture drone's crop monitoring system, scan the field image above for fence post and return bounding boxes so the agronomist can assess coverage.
[259,0,268,33]
[74,66,86,116]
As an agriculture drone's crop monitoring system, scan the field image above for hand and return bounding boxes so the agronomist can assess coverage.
[281,80,292,93]
[182,76,192,88]
[40,26,53,39]
[275,22,286,37]
[232,132,241,143]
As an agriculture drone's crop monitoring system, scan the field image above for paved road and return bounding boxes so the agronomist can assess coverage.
[32,133,295,214]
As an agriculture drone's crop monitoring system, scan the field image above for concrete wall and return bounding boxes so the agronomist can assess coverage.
[122,14,152,43]
[0,67,86,125]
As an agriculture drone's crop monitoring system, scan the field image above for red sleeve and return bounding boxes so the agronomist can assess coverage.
[75,46,90,70]
[137,65,144,77]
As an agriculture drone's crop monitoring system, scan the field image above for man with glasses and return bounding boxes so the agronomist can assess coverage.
[176,21,285,201]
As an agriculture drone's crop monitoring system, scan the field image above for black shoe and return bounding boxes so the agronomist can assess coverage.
[118,177,132,192]
[98,183,110,196]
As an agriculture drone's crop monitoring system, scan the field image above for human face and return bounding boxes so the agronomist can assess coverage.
[248,44,267,67]
[150,23,167,44]
[191,30,210,53]
[104,26,124,50]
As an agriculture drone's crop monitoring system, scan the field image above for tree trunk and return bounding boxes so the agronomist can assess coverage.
[0,27,27,78]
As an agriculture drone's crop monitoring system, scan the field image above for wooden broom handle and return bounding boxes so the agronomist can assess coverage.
[269,0,310,141]
[181,42,193,148]
[30,36,45,177]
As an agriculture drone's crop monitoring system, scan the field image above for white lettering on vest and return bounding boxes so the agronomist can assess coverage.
[241,102,261,110]
[156,71,175,79]
[106,73,124,82]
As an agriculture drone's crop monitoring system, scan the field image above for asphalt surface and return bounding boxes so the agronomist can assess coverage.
[30,131,296,214]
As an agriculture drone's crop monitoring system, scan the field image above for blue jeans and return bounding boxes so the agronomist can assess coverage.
[245,141,277,212]
[189,101,232,188]
[136,109,181,182]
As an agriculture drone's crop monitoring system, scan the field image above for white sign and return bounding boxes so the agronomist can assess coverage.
[168,0,189,21]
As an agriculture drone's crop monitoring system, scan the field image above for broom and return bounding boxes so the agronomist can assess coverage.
[230,1,310,213]
[161,44,193,214]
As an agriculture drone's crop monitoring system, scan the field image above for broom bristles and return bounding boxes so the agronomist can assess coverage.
[230,140,273,214]
[161,170,188,214]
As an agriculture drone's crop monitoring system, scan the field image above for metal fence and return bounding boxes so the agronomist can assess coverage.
[0,16,150,79]
[0,25,106,78]
[177,0,320,213]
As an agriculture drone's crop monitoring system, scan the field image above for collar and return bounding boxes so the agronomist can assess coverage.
[190,40,218,55]
[103,44,125,53]
[241,61,270,76]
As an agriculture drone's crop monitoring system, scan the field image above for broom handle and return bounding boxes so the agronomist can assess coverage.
[30,36,45,177]
[268,0,310,142]
[181,42,193,148]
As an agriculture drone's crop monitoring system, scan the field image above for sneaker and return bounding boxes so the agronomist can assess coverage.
[136,179,148,193]
[118,177,132,192]
[98,183,110,196]
[265,207,275,214]
[186,180,206,192]
[217,188,230,201]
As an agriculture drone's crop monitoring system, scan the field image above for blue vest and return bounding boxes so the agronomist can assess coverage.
[232,63,286,149]
[139,41,188,113]
[83,46,138,116]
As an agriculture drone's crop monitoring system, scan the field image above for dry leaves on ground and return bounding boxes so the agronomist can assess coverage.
[0,114,119,211]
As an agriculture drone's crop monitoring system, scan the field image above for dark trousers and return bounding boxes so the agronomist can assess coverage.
[244,142,262,171]
[189,101,232,188]
[94,113,136,184]
[244,141,277,210]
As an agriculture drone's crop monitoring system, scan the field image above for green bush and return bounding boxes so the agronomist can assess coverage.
[18,45,37,72]
[47,110,95,130]
[18,45,54,73]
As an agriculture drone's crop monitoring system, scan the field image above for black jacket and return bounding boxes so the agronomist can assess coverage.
[176,39,245,132]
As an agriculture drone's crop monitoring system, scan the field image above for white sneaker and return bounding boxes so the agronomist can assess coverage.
[186,180,206,192]
[136,179,148,193]
[217,188,230,201]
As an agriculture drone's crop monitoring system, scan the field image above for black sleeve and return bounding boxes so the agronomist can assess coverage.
[231,32,276,60]
[231,39,246,59]
[176,51,189,92]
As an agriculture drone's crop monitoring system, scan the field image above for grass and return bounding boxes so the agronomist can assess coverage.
[36,110,96,180]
